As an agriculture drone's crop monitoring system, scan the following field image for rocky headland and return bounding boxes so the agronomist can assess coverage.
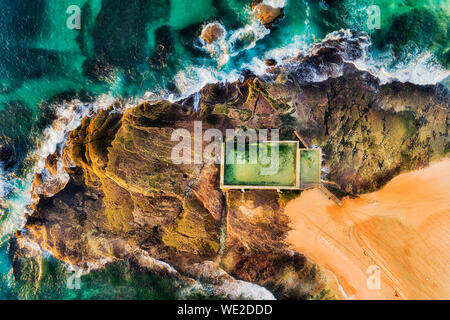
[9,32,449,300]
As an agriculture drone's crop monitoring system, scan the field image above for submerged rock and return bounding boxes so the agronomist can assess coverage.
[0,141,16,171]
[200,23,225,44]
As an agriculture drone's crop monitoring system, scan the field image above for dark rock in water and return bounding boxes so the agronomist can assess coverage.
[288,31,369,84]
[252,1,284,28]
[200,23,225,44]
[265,58,277,66]
[0,141,16,171]
[83,58,115,81]
[45,153,59,177]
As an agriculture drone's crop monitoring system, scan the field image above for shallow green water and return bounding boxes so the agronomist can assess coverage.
[9,254,191,300]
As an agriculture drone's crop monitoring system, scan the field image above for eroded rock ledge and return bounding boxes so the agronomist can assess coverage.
[11,44,449,299]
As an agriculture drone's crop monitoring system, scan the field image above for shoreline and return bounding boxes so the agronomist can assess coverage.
[285,159,450,300]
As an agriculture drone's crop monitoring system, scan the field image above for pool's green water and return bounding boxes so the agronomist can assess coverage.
[223,142,298,187]
[299,149,321,187]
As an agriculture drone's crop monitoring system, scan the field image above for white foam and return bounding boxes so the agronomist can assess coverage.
[268,35,309,62]
[217,279,276,300]
[185,261,276,300]
[240,34,311,77]
[352,50,450,85]
[193,92,201,110]
[173,65,241,100]
[262,0,286,8]
[241,57,268,76]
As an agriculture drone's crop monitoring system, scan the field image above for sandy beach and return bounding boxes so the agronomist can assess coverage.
[285,159,450,300]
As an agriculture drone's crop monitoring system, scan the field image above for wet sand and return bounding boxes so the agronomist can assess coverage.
[285,159,450,300]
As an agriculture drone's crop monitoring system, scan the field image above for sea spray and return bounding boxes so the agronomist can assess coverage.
[262,0,286,9]
[352,50,450,85]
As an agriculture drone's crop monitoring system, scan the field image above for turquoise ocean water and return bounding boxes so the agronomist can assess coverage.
[0,0,448,299]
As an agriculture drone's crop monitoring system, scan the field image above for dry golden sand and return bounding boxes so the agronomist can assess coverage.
[285,159,450,300]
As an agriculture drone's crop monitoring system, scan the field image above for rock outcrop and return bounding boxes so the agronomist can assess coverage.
[201,23,225,44]
[252,1,284,28]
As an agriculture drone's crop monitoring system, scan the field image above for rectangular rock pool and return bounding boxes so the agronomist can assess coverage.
[299,149,321,189]
[221,141,300,189]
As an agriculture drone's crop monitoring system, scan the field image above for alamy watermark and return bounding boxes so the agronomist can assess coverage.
[366,265,381,290]
[366,5,381,30]
[67,268,83,290]
[171,121,280,176]
[66,5,81,30]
